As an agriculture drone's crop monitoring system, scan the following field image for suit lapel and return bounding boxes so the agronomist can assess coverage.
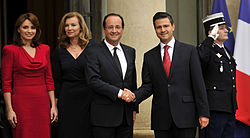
[154,41,181,80]
[121,44,129,80]
[153,44,169,81]
[101,41,123,79]
[169,41,179,79]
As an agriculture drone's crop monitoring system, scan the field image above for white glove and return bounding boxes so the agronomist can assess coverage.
[208,24,219,40]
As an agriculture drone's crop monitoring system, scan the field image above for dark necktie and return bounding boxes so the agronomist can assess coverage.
[113,47,122,75]
[163,45,171,77]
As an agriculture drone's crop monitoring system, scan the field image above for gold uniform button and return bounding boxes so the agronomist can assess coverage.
[229,62,232,64]
[213,86,216,90]
[232,77,235,80]
[233,85,235,88]
[231,69,233,72]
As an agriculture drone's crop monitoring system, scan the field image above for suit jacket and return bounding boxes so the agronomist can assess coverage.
[197,37,237,113]
[85,41,137,127]
[134,40,210,130]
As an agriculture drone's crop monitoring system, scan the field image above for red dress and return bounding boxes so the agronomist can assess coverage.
[1,44,54,138]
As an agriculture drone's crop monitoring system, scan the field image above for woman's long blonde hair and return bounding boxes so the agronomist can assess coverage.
[58,12,92,48]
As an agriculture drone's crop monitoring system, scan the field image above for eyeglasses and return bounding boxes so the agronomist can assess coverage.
[105,26,123,30]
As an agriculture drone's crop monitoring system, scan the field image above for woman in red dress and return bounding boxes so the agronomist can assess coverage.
[1,13,58,138]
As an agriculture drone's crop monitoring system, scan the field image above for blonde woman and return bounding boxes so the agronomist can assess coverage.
[54,12,95,138]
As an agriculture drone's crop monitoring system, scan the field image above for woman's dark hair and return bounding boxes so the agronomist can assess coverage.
[13,13,41,47]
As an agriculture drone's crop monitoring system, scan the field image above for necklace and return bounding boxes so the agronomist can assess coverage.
[69,45,81,53]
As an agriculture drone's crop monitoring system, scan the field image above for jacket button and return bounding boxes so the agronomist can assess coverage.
[233,85,235,88]
[213,86,216,90]
[232,77,235,80]
[229,62,232,64]
[168,84,171,87]
[231,69,233,72]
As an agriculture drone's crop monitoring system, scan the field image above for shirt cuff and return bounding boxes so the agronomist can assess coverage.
[118,89,123,98]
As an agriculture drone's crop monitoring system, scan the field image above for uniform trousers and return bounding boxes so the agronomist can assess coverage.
[199,111,235,138]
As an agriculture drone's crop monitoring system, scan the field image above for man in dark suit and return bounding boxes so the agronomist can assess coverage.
[197,12,237,138]
[132,12,210,138]
[85,13,137,138]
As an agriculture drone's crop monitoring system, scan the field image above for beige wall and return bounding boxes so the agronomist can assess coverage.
[166,0,197,45]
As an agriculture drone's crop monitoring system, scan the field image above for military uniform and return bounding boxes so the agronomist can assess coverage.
[197,37,237,113]
[197,37,237,138]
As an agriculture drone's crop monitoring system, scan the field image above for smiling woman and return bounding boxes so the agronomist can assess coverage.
[1,13,57,138]
[18,19,37,58]
[13,13,41,48]
[18,20,36,45]
[54,12,95,138]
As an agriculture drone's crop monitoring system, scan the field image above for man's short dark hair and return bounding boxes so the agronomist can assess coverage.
[153,12,174,28]
[103,13,124,28]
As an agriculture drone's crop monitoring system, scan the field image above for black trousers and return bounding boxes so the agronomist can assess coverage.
[92,124,133,138]
[154,121,196,138]
[199,111,235,138]
[92,112,133,138]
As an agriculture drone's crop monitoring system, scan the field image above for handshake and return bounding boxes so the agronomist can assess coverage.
[119,88,136,102]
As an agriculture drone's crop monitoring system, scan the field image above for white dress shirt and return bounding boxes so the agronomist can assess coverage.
[160,37,175,62]
[104,39,127,79]
[104,39,127,97]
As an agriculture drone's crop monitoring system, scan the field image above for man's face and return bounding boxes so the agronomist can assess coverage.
[216,24,228,43]
[154,17,175,44]
[103,16,124,46]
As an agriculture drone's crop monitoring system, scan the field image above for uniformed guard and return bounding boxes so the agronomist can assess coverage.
[197,12,237,138]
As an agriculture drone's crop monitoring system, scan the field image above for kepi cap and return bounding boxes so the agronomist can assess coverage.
[203,12,227,30]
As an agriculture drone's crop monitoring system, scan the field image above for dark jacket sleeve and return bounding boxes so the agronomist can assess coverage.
[190,46,210,118]
[131,48,139,112]
[197,37,214,70]
[134,54,154,105]
[84,45,120,101]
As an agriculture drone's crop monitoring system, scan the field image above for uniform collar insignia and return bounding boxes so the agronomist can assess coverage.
[212,43,216,48]
[216,53,222,58]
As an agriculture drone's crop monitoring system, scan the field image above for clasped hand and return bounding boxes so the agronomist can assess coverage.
[121,88,135,102]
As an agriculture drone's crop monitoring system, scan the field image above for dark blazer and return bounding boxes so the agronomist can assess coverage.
[85,41,137,127]
[134,40,210,130]
[197,37,237,113]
